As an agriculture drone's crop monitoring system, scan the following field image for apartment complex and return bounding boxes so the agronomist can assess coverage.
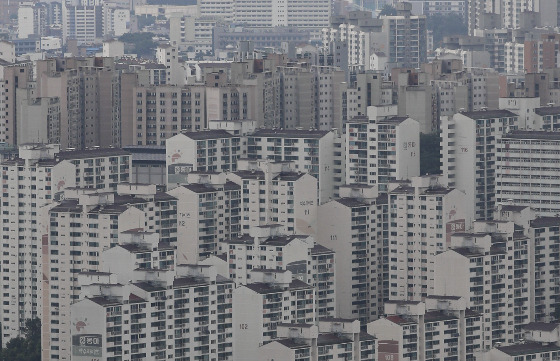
[72,261,234,361]
[435,220,532,349]
[220,223,336,318]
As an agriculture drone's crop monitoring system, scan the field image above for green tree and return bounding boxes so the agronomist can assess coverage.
[378,4,397,17]
[118,32,157,57]
[426,13,468,48]
[0,318,41,361]
[137,14,155,29]
[420,132,441,175]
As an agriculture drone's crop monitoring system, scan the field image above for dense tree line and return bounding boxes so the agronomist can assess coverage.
[0,319,41,361]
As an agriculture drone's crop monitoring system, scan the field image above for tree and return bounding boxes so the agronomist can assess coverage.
[137,14,155,30]
[420,132,441,175]
[0,318,41,361]
[118,32,157,57]
[378,4,397,17]
[426,13,468,49]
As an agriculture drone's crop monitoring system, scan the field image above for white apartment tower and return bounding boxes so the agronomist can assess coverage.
[435,220,532,349]
[247,129,341,204]
[367,297,483,361]
[387,176,469,301]
[71,261,234,361]
[220,223,336,318]
[441,110,519,220]
[0,144,75,345]
[318,184,383,323]
[228,159,318,234]
[496,131,560,216]
[232,269,316,361]
[345,115,420,191]
[167,172,241,261]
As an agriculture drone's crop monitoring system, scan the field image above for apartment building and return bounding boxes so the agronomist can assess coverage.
[367,297,483,361]
[41,202,175,361]
[380,3,428,68]
[232,269,316,361]
[535,105,560,131]
[0,144,74,345]
[166,130,242,184]
[344,74,395,120]
[17,2,48,39]
[71,262,234,361]
[234,0,331,29]
[55,148,131,191]
[441,110,519,220]
[168,172,241,261]
[488,322,560,360]
[0,61,33,145]
[220,223,335,317]
[496,131,560,216]
[318,184,384,323]
[387,176,469,301]
[261,320,376,361]
[36,57,121,149]
[529,216,560,322]
[322,11,385,73]
[228,159,317,233]
[247,129,341,204]
[434,220,532,349]
[62,1,103,45]
[127,84,207,146]
[345,115,420,191]
[198,0,234,21]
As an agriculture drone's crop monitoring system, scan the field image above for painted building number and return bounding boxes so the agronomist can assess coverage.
[239,323,248,329]
[461,147,468,152]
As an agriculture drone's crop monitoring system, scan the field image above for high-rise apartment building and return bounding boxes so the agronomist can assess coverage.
[380,3,427,68]
[345,114,420,191]
[36,57,121,149]
[368,297,483,361]
[234,0,331,29]
[496,131,560,216]
[441,110,519,220]
[168,172,241,261]
[220,223,336,317]
[261,320,376,361]
[232,269,316,361]
[0,144,133,345]
[72,259,234,361]
[318,184,384,323]
[435,219,532,349]
[228,159,318,233]
[41,187,177,360]
[247,129,341,203]
[387,176,469,301]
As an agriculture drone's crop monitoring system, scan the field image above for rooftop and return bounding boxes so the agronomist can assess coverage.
[56,148,130,160]
[531,217,560,228]
[181,129,234,140]
[251,129,329,138]
[460,109,517,120]
[503,130,560,141]
[497,342,560,356]
[336,197,370,207]
[522,322,559,332]
[535,106,560,116]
